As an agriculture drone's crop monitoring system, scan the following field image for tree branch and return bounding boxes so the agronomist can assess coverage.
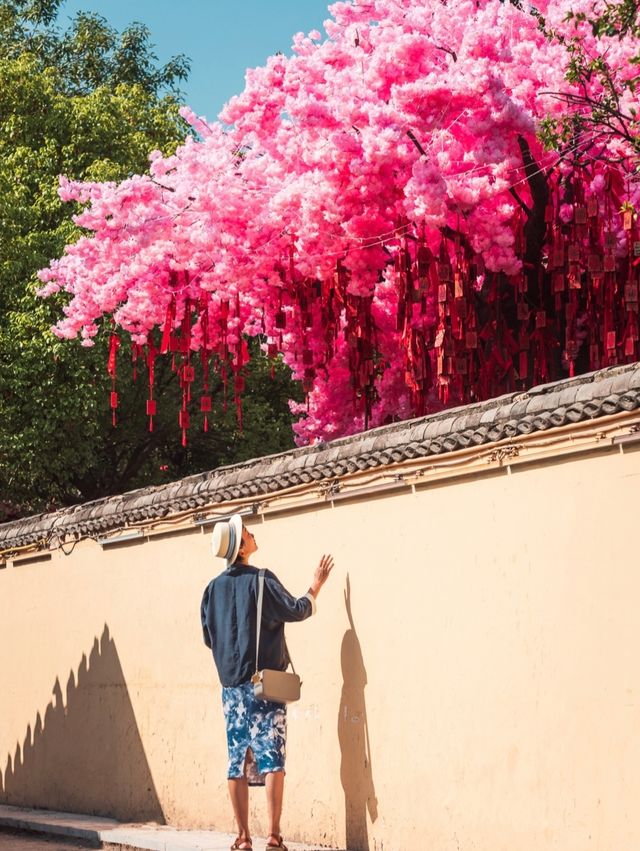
[516,135,549,268]
[509,186,530,214]
[407,129,427,157]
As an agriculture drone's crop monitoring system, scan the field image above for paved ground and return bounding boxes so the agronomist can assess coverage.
[0,828,97,850]
[0,807,346,851]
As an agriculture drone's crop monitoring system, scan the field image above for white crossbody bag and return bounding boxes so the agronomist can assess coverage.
[251,569,302,704]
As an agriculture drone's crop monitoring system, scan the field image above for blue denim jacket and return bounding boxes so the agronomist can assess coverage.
[201,563,314,687]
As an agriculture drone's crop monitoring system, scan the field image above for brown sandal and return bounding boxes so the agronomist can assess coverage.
[266,836,287,851]
[231,837,252,850]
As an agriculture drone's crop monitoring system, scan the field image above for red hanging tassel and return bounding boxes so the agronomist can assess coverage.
[107,332,120,426]
[179,408,190,447]
[146,336,157,432]
[160,295,175,354]
[199,295,211,432]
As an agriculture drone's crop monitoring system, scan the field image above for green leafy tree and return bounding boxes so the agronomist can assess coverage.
[538,0,640,160]
[0,0,299,521]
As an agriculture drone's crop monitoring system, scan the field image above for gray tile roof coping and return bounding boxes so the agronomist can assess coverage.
[2,363,640,552]
[479,407,498,424]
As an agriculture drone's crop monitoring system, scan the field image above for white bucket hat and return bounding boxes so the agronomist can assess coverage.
[211,513,243,565]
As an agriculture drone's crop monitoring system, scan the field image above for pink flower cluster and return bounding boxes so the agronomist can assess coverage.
[38,0,640,443]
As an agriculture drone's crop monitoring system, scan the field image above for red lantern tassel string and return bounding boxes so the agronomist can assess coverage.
[107,331,120,427]
[295,278,319,402]
[267,338,279,379]
[179,297,194,447]
[448,236,468,404]
[200,295,212,432]
[625,218,640,359]
[145,336,157,432]
[417,233,436,406]
[179,407,190,447]
[320,273,339,366]
[160,292,176,355]
[463,253,480,397]
[200,353,212,432]
[218,298,230,413]
[357,296,376,427]
[180,362,195,445]
[234,294,246,430]
[233,338,248,432]
[400,233,429,414]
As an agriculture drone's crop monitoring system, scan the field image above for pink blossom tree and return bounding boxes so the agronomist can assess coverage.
[39,0,640,445]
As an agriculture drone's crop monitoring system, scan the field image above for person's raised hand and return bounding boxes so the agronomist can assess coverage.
[310,554,334,598]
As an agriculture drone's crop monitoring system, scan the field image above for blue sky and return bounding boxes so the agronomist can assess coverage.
[59,0,333,120]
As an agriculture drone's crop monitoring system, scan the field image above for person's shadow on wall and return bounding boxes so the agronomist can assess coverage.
[338,575,378,851]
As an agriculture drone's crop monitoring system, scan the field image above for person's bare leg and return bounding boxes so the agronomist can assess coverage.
[265,770,285,844]
[228,777,250,848]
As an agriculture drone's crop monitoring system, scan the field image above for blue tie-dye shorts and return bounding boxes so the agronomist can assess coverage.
[222,682,287,786]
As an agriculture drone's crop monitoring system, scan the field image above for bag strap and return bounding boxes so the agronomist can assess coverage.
[255,569,265,675]
[255,569,296,676]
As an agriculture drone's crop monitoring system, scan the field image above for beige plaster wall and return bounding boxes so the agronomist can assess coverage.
[1,438,639,850]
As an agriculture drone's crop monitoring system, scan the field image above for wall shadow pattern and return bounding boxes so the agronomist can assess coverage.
[338,576,378,851]
[0,624,164,823]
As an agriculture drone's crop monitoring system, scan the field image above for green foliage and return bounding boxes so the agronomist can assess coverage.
[0,1,300,521]
[563,0,639,40]
[539,0,640,158]
[0,0,189,94]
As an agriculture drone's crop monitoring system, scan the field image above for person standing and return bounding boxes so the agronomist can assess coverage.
[201,514,334,851]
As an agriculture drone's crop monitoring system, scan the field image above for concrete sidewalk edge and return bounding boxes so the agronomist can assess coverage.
[0,804,118,841]
[0,805,347,851]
